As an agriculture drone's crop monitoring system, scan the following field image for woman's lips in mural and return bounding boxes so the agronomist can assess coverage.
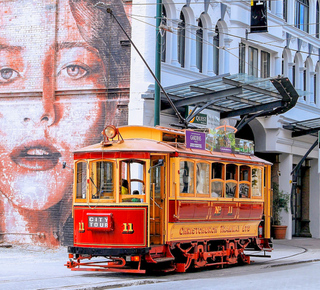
[10,140,61,171]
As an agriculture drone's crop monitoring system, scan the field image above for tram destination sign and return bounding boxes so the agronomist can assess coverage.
[185,130,206,150]
[87,213,113,231]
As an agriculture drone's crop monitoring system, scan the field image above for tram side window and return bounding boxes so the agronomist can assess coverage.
[196,162,209,196]
[239,165,251,198]
[120,159,146,202]
[76,162,87,200]
[252,168,262,197]
[180,161,194,195]
[90,161,114,200]
[226,164,238,198]
[211,163,224,198]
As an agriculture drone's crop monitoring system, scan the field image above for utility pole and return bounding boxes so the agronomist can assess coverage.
[154,0,162,126]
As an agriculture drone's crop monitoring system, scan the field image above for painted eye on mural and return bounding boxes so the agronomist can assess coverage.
[0,67,19,83]
[59,63,89,80]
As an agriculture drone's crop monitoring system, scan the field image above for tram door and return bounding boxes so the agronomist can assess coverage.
[149,155,165,245]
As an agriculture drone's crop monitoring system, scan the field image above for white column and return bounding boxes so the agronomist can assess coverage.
[288,62,293,84]
[170,19,180,67]
[202,28,208,75]
[317,69,320,108]
[310,71,315,105]
[207,31,214,76]
[287,0,294,25]
[309,1,316,37]
[189,25,198,72]
[299,67,305,103]
[223,38,232,74]
[275,56,281,76]
[275,0,282,18]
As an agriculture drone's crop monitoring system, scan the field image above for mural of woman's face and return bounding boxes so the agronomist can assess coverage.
[0,0,106,210]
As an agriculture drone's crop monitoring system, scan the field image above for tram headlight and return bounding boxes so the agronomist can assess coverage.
[104,125,118,139]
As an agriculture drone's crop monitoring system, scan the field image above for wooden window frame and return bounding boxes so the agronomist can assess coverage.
[239,165,252,199]
[179,159,195,197]
[75,160,88,203]
[195,161,210,198]
[119,159,147,203]
[89,159,116,203]
[211,162,225,198]
[251,166,264,199]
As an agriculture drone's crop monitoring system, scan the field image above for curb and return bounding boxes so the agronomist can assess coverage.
[267,258,320,268]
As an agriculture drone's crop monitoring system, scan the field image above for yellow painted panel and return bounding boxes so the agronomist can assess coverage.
[168,220,259,241]
[119,126,163,141]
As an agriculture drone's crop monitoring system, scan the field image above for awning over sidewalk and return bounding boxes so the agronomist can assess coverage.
[283,117,320,137]
[161,74,299,124]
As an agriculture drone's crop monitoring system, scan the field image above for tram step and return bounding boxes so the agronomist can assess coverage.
[153,257,175,263]
[245,248,272,252]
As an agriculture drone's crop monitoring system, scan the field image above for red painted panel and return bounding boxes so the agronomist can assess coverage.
[176,201,210,220]
[169,200,263,222]
[250,203,263,219]
[238,203,252,219]
[73,206,147,248]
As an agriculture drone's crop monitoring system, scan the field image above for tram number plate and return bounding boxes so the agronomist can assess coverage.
[87,214,113,231]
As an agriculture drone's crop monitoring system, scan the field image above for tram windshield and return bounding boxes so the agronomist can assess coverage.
[74,158,147,203]
[90,161,115,200]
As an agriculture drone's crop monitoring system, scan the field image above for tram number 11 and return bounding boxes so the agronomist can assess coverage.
[123,223,134,234]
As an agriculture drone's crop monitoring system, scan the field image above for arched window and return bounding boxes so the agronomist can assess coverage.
[248,46,258,77]
[239,43,246,74]
[213,25,219,75]
[316,1,320,38]
[161,5,167,62]
[293,54,297,87]
[315,62,320,105]
[283,0,287,21]
[196,18,203,73]
[178,11,186,68]
[304,62,307,101]
[314,71,317,104]
[282,52,284,76]
[261,50,270,78]
[295,0,309,32]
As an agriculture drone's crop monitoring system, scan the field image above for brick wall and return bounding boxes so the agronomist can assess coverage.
[0,0,130,247]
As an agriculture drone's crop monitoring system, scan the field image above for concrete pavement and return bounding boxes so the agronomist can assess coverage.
[0,237,319,289]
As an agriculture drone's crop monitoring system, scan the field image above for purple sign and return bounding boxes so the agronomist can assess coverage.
[186,130,206,150]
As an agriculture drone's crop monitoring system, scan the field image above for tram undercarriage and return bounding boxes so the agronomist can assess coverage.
[66,237,272,273]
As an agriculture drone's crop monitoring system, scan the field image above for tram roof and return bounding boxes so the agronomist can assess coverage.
[75,126,272,165]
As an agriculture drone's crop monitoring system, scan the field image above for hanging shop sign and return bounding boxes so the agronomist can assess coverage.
[250,0,268,33]
[187,106,220,129]
[185,130,206,150]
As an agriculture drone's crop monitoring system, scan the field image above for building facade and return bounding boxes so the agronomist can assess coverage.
[129,0,320,238]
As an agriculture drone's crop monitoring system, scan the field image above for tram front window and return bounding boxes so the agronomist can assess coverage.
[90,161,115,200]
[76,161,87,200]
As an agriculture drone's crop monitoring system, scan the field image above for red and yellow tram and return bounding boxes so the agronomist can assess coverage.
[65,125,273,273]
